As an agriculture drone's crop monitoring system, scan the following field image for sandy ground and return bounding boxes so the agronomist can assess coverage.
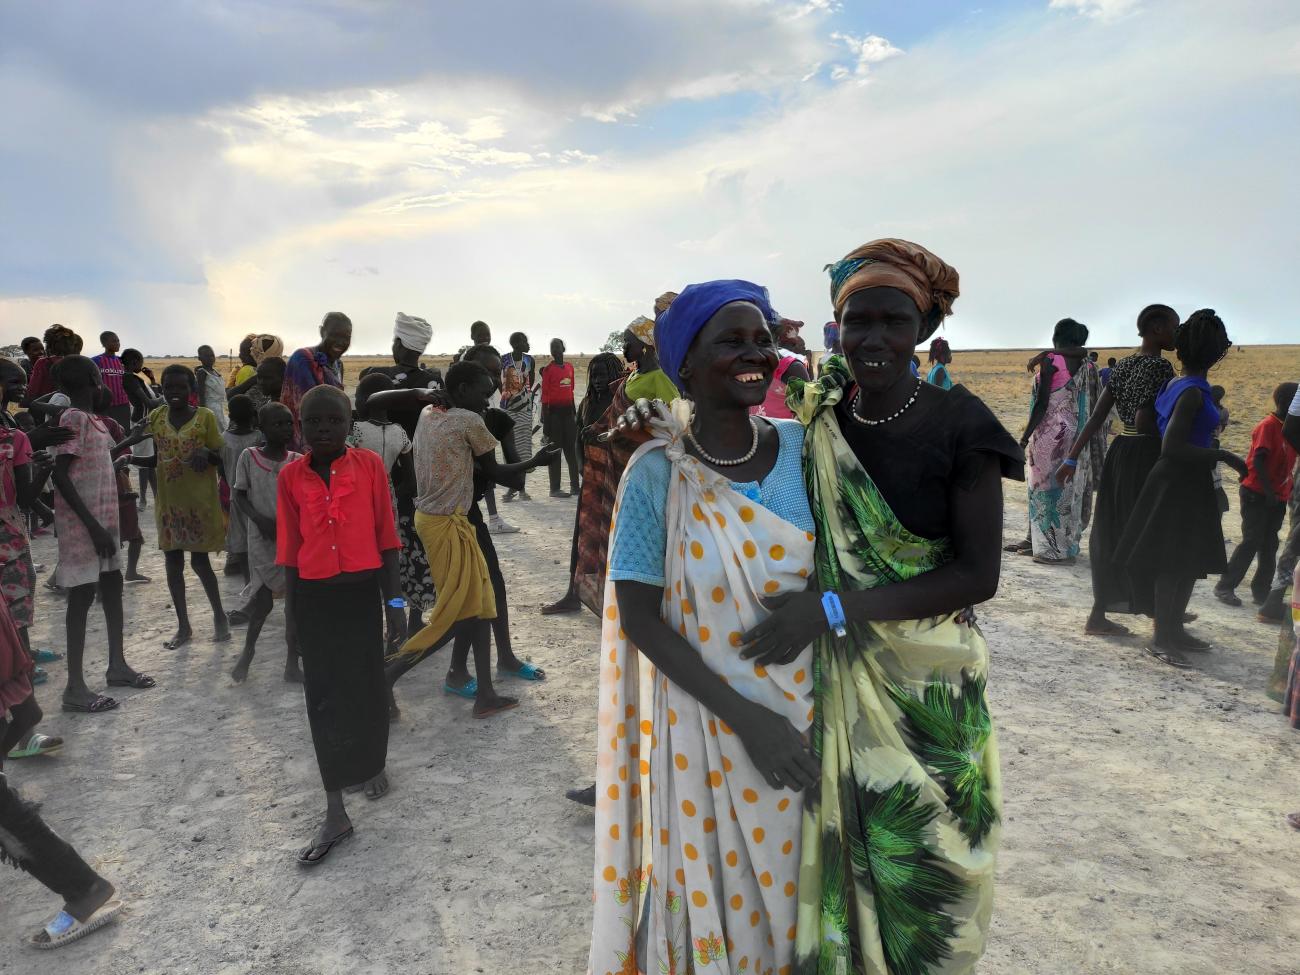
[4,350,1300,973]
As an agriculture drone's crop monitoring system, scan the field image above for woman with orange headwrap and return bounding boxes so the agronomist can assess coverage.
[737,239,1023,975]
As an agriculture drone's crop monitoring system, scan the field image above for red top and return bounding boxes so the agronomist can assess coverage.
[25,356,62,401]
[1242,413,1297,501]
[276,447,400,580]
[541,361,575,408]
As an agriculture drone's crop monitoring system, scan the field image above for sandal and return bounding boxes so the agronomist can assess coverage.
[443,678,478,700]
[107,673,157,689]
[8,733,64,760]
[1146,646,1193,669]
[499,661,546,681]
[33,666,48,686]
[32,648,63,663]
[31,899,124,949]
[61,694,119,714]
[296,826,354,867]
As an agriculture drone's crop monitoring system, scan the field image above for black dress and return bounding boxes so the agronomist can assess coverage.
[1087,353,1175,613]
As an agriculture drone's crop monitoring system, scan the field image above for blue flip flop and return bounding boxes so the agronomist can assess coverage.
[33,667,48,686]
[500,662,546,681]
[33,648,63,664]
[443,678,478,699]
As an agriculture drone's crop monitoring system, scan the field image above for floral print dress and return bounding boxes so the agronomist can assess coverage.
[148,406,226,552]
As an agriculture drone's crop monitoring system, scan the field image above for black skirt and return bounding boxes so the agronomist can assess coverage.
[1115,456,1226,616]
[293,575,389,792]
[1089,435,1162,614]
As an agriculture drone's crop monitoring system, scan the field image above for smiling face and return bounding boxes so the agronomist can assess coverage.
[0,360,27,405]
[681,301,779,410]
[161,369,195,408]
[838,287,924,395]
[319,319,352,361]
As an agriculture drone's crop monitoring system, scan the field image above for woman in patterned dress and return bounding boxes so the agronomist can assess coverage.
[1020,318,1104,565]
[741,239,1022,975]
[590,281,819,975]
[138,365,230,650]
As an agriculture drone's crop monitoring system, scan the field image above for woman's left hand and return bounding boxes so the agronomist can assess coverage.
[385,605,408,648]
[740,591,828,667]
[188,450,211,473]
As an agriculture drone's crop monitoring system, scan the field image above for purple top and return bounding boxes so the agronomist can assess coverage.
[1156,375,1220,448]
[91,353,129,407]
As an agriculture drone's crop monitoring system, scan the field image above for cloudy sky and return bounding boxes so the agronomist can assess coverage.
[2,0,1297,355]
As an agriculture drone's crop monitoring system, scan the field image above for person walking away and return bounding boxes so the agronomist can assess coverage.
[282,312,351,451]
[120,349,161,511]
[375,362,556,719]
[219,395,263,581]
[276,386,405,865]
[1215,383,1299,607]
[1056,304,1179,636]
[90,332,131,433]
[926,335,955,389]
[1116,310,1246,667]
[500,332,536,503]
[540,338,579,498]
[132,364,230,650]
[230,403,302,684]
[1021,318,1104,564]
[48,356,155,712]
[195,345,228,433]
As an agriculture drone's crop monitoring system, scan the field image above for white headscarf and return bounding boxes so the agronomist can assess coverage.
[394,312,433,354]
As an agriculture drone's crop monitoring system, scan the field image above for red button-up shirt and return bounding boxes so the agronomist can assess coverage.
[276,447,400,580]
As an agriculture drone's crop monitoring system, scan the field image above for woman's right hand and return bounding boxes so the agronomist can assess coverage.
[732,703,819,792]
[1054,461,1076,484]
[90,525,118,558]
[598,399,658,442]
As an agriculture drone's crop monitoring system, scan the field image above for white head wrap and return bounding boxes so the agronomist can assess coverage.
[394,312,433,354]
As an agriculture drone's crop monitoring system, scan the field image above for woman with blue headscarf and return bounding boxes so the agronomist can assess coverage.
[589,280,819,975]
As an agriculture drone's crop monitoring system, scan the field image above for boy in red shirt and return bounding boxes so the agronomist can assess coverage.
[1215,382,1299,607]
[540,338,580,498]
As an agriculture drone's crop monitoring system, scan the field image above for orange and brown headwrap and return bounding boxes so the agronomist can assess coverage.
[825,238,959,341]
[653,291,679,320]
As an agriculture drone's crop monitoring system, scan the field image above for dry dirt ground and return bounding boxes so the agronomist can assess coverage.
[2,348,1299,973]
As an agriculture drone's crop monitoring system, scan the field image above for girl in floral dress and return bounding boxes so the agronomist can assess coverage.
[135,365,230,650]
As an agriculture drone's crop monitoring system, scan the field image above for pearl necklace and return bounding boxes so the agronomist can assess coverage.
[850,378,922,426]
[687,418,760,467]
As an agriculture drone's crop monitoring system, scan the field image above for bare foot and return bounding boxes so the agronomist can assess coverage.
[473,692,519,719]
[1286,811,1300,831]
[1085,617,1132,637]
[213,623,232,644]
[124,572,151,584]
[164,627,192,650]
[364,770,390,800]
[230,654,252,684]
[283,658,303,683]
[541,594,582,615]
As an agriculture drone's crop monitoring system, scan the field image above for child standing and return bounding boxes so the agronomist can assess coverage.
[49,356,155,711]
[120,349,161,511]
[540,338,579,498]
[221,395,264,582]
[277,385,405,865]
[195,345,228,433]
[230,403,301,684]
[1216,383,1300,607]
[135,364,230,649]
[92,388,149,584]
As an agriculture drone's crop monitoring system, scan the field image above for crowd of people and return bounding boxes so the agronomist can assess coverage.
[0,237,1297,972]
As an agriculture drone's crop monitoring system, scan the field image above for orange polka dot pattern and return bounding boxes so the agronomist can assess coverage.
[589,420,816,975]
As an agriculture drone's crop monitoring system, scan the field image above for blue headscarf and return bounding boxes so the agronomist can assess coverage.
[653,280,774,392]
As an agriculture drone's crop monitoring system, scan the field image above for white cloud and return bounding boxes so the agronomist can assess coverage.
[1049,0,1143,22]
